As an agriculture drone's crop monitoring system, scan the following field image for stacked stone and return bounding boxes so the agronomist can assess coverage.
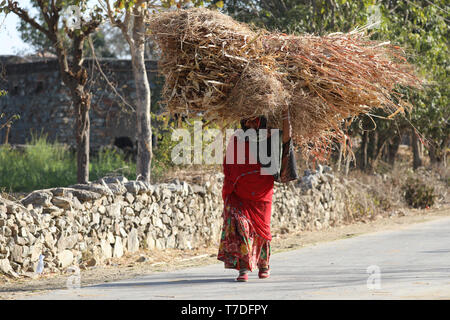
[1,167,359,278]
[0,176,223,277]
[272,165,348,234]
[0,59,162,149]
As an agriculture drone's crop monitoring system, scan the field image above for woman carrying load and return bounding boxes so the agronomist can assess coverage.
[218,108,298,282]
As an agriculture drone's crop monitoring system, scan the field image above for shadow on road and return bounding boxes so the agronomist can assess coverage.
[87,276,235,289]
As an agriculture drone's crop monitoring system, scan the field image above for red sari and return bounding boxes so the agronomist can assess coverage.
[217,134,274,271]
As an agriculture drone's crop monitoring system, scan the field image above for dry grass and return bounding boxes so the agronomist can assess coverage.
[148,8,421,159]
[148,8,286,123]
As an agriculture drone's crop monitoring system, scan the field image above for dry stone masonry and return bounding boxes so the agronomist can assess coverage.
[0,57,163,149]
[0,166,359,278]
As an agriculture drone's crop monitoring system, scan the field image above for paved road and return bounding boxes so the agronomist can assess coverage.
[25,217,450,300]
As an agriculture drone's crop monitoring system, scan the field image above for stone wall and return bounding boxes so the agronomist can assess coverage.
[0,58,163,149]
[0,166,356,278]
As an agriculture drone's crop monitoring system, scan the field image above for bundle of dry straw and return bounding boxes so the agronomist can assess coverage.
[148,8,287,121]
[148,8,421,158]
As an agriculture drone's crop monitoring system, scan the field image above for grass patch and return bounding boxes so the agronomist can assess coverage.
[0,135,136,193]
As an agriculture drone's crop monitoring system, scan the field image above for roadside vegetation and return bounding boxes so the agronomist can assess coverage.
[0,134,136,193]
[0,0,448,211]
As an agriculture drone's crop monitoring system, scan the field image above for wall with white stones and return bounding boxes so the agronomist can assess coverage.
[0,166,359,278]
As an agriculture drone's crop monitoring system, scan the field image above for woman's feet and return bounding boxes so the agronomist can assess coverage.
[236,267,270,281]
[258,267,270,279]
[236,269,249,282]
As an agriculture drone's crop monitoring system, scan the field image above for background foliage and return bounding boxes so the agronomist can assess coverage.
[224,0,449,169]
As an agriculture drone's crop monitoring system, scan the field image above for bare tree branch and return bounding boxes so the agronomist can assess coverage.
[101,0,133,47]
[6,0,51,38]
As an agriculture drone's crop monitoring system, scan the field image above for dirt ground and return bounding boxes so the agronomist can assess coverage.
[1,205,449,300]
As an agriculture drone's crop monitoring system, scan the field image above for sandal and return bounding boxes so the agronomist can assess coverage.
[258,267,270,279]
[236,269,249,282]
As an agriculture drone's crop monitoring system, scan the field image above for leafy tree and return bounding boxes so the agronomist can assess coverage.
[354,0,449,170]
[102,0,158,182]
[224,0,375,34]
[17,11,62,55]
[16,2,125,58]
[0,0,103,183]
[377,0,449,168]
[224,0,449,170]
[100,0,221,182]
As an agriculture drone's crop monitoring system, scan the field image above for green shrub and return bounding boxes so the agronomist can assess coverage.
[403,177,435,209]
[0,134,136,193]
[0,135,75,192]
[151,114,223,182]
[90,146,136,181]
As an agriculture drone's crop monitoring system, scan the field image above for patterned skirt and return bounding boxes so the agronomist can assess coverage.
[217,194,271,271]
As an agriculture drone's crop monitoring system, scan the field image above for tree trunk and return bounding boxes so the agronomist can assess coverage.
[428,145,438,164]
[131,8,152,183]
[4,124,10,144]
[411,129,423,170]
[387,135,400,165]
[381,141,389,163]
[359,131,369,170]
[367,130,378,171]
[369,130,378,160]
[55,34,91,184]
[337,141,343,172]
[73,89,90,184]
[442,136,449,168]
[419,138,424,159]
[344,151,351,176]
[6,1,100,185]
